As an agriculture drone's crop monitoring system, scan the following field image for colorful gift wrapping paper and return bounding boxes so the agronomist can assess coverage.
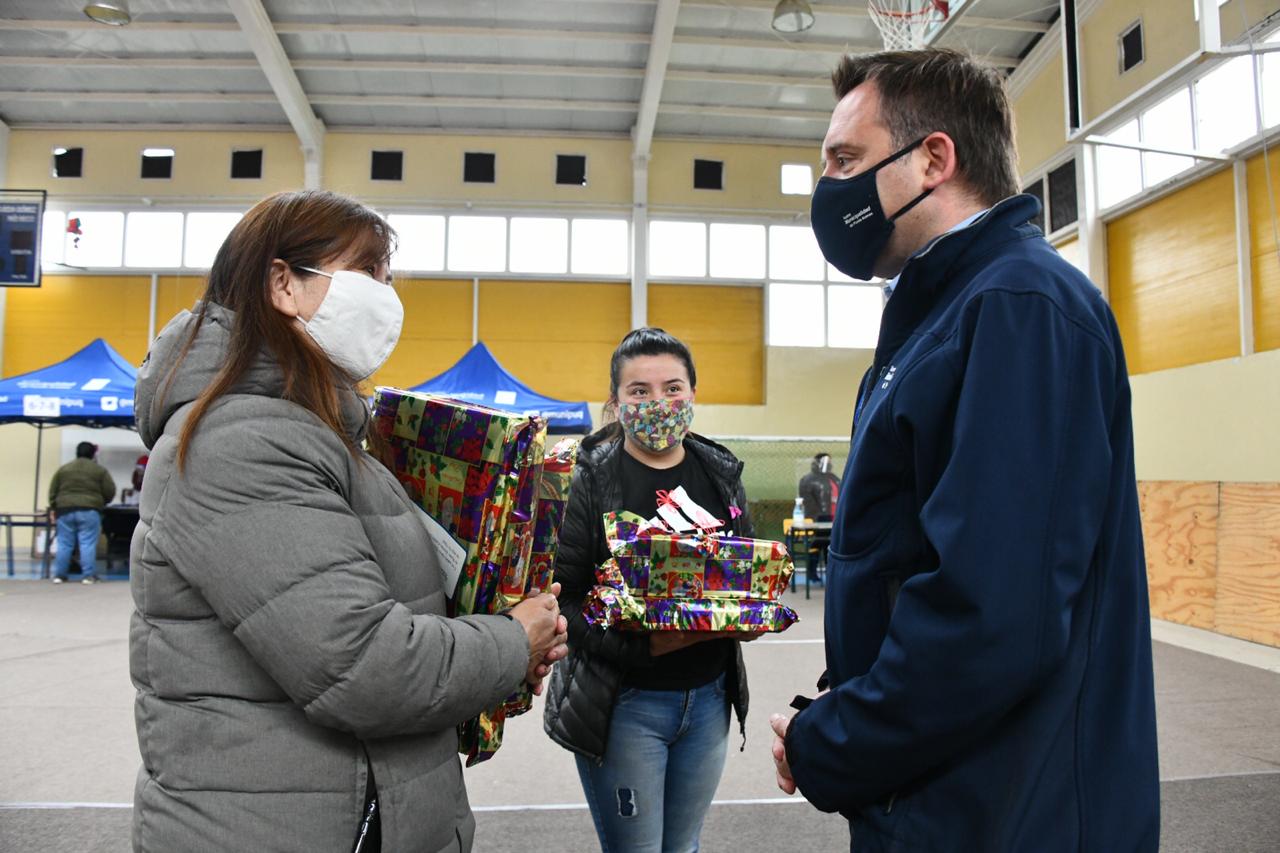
[372,388,579,765]
[583,511,799,633]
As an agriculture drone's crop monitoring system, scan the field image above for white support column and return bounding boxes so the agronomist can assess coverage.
[1076,143,1108,299]
[1199,0,1221,55]
[148,273,159,344]
[629,0,679,332]
[1234,159,1255,358]
[227,0,325,189]
[471,277,479,345]
[631,155,649,330]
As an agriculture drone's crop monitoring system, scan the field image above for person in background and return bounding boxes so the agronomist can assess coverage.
[48,440,115,584]
[130,189,567,852]
[797,452,840,521]
[544,327,757,852]
[769,49,1159,851]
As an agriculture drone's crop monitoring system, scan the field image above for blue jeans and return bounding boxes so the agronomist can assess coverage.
[53,509,101,580]
[575,674,730,853]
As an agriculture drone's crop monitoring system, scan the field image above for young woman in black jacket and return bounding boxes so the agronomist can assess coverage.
[543,327,757,851]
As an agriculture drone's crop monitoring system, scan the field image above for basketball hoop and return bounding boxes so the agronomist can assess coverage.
[867,0,949,51]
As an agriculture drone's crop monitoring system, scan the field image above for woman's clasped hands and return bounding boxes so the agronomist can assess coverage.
[509,582,570,695]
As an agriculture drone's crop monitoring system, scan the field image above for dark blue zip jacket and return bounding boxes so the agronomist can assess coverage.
[785,195,1159,852]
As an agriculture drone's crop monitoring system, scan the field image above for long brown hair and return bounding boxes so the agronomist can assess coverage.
[166,189,395,469]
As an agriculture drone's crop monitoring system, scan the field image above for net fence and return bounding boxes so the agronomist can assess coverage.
[712,436,848,542]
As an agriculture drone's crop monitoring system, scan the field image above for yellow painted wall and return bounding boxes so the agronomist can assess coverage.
[371,278,474,391]
[1247,150,1280,353]
[3,275,151,375]
[1079,0,1277,126]
[648,284,764,405]
[477,280,631,402]
[648,140,815,214]
[6,130,303,201]
[1107,168,1240,374]
[1131,347,1280,481]
[1012,53,1067,177]
[324,133,633,209]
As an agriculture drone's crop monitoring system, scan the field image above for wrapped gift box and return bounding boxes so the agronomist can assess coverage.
[372,388,579,765]
[583,511,799,633]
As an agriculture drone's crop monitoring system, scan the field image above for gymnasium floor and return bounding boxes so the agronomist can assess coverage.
[2,577,1280,852]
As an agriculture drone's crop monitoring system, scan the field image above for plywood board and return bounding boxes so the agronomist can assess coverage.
[1139,481,1219,630]
[1215,483,1280,647]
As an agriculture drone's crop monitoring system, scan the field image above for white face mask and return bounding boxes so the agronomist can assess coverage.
[297,266,403,380]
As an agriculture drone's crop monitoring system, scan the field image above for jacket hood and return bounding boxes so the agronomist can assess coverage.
[135,301,369,449]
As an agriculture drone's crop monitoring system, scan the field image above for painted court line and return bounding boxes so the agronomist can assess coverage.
[1150,619,1280,675]
[0,797,810,812]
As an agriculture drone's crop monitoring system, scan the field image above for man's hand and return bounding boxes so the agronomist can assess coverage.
[770,713,796,795]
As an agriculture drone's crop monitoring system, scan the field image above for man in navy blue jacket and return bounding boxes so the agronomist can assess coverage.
[769,49,1160,851]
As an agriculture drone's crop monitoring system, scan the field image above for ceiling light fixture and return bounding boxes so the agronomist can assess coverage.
[772,0,815,34]
[83,1,131,26]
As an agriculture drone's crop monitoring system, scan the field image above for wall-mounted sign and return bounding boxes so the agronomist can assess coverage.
[1,189,46,287]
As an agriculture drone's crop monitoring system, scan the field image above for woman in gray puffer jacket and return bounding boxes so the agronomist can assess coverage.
[130,190,566,853]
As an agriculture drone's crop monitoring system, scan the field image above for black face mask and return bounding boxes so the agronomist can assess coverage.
[810,138,933,281]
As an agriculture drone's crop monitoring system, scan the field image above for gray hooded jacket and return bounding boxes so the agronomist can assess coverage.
[130,303,529,852]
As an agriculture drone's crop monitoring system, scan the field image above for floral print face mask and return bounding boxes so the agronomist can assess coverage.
[618,397,694,453]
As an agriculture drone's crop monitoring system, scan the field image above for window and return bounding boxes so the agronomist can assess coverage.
[827,263,858,283]
[769,225,825,281]
[371,150,403,181]
[42,210,65,266]
[447,216,506,272]
[768,282,825,347]
[693,159,724,191]
[827,285,883,349]
[1119,20,1144,74]
[387,214,445,272]
[64,210,124,267]
[1047,161,1078,233]
[124,212,184,267]
[184,212,243,268]
[1023,178,1046,232]
[780,163,813,195]
[52,147,83,178]
[1097,119,1142,209]
[1140,88,1195,186]
[231,149,263,180]
[556,154,587,186]
[141,148,174,180]
[571,218,628,276]
[649,221,707,277]
[509,217,569,274]
[464,152,496,184]
[709,223,766,279]
[1195,56,1259,153]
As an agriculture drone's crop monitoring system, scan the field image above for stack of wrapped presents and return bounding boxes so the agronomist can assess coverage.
[372,387,578,765]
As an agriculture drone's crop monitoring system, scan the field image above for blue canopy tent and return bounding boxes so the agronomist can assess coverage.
[409,342,592,434]
[0,338,138,510]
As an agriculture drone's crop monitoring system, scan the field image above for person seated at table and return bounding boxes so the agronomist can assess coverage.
[48,441,115,584]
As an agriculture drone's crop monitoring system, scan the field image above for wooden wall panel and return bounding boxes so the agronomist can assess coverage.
[1246,152,1280,354]
[1107,169,1239,374]
[154,275,207,335]
[478,280,630,402]
[1215,483,1280,647]
[373,278,473,392]
[1138,481,1219,630]
[648,284,764,405]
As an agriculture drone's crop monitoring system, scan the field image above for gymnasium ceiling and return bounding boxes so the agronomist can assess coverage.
[0,0,1059,144]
